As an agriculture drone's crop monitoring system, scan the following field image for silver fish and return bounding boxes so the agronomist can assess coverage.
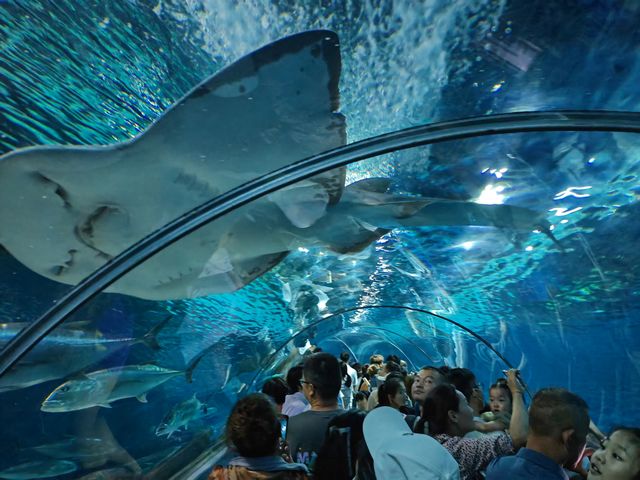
[0,315,171,392]
[0,460,77,479]
[32,437,119,461]
[41,347,207,412]
[154,393,215,438]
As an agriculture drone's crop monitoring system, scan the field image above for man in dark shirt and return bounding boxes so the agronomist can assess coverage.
[286,352,342,473]
[486,388,590,480]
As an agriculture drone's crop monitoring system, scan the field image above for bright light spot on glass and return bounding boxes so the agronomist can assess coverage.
[560,219,569,224]
[476,184,506,204]
[455,241,475,250]
[549,225,555,230]
[588,157,595,164]
[554,186,592,200]
[482,167,508,179]
[550,207,583,216]
[491,81,504,92]
[525,246,534,251]
[297,247,309,253]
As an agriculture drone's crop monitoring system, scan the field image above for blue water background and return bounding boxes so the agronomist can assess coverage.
[0,0,639,475]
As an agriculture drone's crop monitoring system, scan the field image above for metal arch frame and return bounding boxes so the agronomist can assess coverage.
[332,326,421,371]
[2,110,640,378]
[244,304,516,394]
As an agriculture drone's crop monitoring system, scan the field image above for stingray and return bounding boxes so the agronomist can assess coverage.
[0,30,550,301]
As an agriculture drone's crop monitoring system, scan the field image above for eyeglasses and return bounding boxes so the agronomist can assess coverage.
[300,379,313,387]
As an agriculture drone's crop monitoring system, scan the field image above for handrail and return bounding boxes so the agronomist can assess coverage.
[2,110,640,377]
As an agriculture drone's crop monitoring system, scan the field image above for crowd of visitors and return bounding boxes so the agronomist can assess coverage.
[210,351,639,480]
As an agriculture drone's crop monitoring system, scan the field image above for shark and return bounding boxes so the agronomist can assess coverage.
[0,315,171,392]
[0,30,551,301]
[40,346,208,412]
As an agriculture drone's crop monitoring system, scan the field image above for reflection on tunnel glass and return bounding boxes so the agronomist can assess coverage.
[2,123,639,475]
[1,1,640,477]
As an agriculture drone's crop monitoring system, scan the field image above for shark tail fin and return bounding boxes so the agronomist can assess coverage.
[185,346,214,383]
[540,226,565,253]
[141,315,172,350]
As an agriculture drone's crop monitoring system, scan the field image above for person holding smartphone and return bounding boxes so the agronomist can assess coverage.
[209,394,309,480]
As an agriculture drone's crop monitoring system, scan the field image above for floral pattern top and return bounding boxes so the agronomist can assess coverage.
[209,465,309,480]
[432,432,514,480]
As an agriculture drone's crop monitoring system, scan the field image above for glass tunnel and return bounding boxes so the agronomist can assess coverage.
[1,1,639,478]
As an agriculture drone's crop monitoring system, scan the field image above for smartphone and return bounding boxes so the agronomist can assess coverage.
[279,414,289,441]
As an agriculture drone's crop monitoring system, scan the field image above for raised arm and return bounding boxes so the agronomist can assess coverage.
[506,369,529,448]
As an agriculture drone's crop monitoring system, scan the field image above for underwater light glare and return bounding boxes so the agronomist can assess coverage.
[475,184,506,204]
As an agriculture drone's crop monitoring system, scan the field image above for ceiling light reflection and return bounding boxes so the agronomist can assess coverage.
[476,184,506,204]
[554,185,592,200]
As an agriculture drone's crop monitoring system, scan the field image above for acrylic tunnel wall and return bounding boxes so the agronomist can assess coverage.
[2,122,640,478]
[1,1,640,479]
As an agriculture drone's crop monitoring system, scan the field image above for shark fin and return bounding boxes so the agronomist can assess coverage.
[269,180,330,228]
[347,177,392,194]
[141,314,172,350]
[136,393,148,403]
[321,217,390,254]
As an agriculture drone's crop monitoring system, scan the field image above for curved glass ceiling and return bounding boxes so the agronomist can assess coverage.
[2,122,639,476]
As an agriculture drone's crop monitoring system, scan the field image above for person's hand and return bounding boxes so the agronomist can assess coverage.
[505,369,524,394]
[493,412,512,429]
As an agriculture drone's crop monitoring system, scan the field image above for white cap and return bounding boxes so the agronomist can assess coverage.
[363,407,460,480]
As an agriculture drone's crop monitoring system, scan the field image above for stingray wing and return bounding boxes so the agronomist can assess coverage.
[139,29,346,197]
[0,31,346,300]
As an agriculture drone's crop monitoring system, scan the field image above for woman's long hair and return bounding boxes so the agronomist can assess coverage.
[420,383,460,435]
[377,376,405,407]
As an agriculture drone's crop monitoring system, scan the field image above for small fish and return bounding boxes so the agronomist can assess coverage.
[0,315,171,392]
[41,346,208,412]
[154,394,215,438]
[0,460,77,479]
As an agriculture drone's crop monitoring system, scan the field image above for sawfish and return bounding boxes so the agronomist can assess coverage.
[0,30,551,301]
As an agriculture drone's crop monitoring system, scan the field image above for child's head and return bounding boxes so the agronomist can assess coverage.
[588,427,640,480]
[489,379,513,414]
